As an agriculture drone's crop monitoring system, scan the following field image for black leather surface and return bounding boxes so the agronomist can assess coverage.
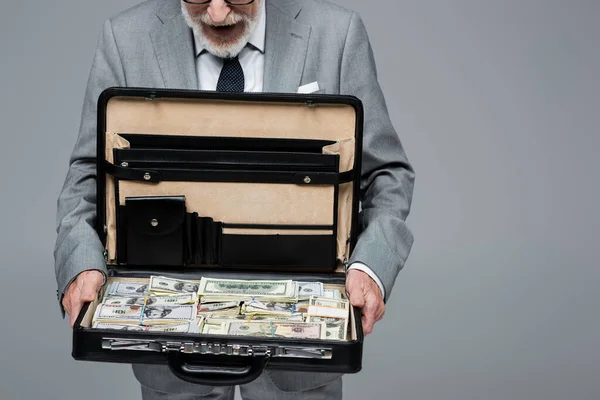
[115,148,338,172]
[109,166,349,185]
[222,233,335,270]
[185,212,222,266]
[125,196,186,266]
[120,133,336,153]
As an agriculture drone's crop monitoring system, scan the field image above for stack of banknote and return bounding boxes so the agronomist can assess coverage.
[92,276,201,332]
[92,276,350,340]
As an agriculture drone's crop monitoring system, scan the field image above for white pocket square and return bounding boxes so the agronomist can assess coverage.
[297,81,320,94]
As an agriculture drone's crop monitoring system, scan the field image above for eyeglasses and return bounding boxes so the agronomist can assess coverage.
[182,0,256,5]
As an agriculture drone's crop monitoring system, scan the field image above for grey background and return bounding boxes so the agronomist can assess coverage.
[0,0,598,399]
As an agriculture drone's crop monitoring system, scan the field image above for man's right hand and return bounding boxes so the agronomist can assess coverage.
[62,270,105,328]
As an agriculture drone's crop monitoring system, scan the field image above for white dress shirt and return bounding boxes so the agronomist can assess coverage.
[191,6,386,299]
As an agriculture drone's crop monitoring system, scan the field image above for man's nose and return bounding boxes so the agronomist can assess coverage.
[207,0,231,24]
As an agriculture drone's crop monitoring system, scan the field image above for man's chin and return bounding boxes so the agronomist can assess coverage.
[202,22,246,43]
[200,24,251,58]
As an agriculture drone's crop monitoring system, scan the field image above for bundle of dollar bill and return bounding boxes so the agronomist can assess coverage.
[92,304,197,326]
[93,277,200,331]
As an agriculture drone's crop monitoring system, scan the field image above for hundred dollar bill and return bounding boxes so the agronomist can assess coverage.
[201,321,226,335]
[149,276,200,295]
[296,282,324,299]
[247,314,304,322]
[105,279,149,297]
[309,297,349,310]
[306,297,349,319]
[308,316,348,341]
[224,321,325,339]
[103,293,197,307]
[200,295,298,304]
[198,278,295,299]
[92,322,195,333]
[198,307,240,318]
[141,305,196,325]
[242,300,305,316]
[206,314,304,324]
[93,304,196,325]
[323,289,341,299]
[92,322,146,331]
[197,301,240,314]
[93,304,142,324]
[273,322,326,339]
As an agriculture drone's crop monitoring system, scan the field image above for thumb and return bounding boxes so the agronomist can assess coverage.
[348,286,365,308]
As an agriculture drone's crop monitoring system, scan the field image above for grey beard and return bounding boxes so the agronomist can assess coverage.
[181,4,259,59]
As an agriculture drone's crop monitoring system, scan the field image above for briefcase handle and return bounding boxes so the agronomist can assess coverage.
[167,352,268,386]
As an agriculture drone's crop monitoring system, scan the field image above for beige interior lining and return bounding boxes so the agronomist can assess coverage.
[104,96,357,265]
[105,133,130,261]
[323,138,355,259]
[118,182,335,223]
[106,98,356,141]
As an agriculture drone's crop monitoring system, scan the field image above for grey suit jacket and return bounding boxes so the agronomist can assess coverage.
[54,0,414,312]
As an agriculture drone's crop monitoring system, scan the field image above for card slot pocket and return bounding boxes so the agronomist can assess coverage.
[119,134,336,153]
[115,148,338,172]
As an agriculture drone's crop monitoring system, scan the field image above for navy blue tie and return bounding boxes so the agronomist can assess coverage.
[216,57,245,92]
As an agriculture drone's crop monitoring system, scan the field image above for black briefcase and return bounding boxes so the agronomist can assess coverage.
[72,87,364,386]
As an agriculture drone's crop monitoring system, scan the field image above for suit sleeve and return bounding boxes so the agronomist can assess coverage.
[340,12,415,302]
[54,19,126,316]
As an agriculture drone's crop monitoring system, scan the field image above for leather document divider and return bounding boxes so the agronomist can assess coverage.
[125,196,186,266]
[221,228,334,269]
[119,134,336,153]
[185,212,222,266]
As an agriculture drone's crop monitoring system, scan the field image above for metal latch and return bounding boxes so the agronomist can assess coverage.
[273,346,332,359]
[249,346,270,357]
[101,339,332,359]
[101,338,162,352]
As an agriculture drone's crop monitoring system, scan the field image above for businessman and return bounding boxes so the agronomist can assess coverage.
[55,0,414,398]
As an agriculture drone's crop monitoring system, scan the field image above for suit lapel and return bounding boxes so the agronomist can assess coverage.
[151,1,198,90]
[263,0,311,93]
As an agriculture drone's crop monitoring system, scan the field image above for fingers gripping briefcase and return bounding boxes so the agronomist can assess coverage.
[72,88,364,385]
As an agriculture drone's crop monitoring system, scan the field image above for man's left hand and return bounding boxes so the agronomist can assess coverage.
[345,269,385,335]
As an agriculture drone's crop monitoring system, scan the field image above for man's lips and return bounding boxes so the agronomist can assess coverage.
[210,24,236,30]
[202,21,244,40]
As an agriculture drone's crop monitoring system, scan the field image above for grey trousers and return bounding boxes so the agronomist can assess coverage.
[133,364,343,400]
